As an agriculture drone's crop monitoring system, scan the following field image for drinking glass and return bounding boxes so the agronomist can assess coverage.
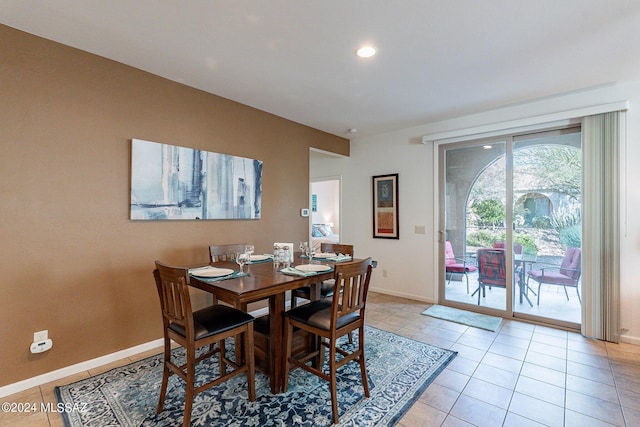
[245,245,255,260]
[280,246,290,268]
[273,245,280,269]
[303,242,310,258]
[235,251,247,273]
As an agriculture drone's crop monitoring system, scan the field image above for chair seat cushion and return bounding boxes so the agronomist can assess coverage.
[285,300,360,331]
[479,279,506,287]
[170,304,254,340]
[293,281,336,299]
[446,263,477,273]
[528,270,577,286]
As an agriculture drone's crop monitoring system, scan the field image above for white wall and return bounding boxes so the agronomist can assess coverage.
[311,80,640,345]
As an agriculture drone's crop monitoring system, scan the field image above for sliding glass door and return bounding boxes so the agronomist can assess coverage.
[441,139,510,314]
[439,127,582,328]
[512,129,582,326]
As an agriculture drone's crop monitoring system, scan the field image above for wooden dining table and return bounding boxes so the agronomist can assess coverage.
[188,255,341,394]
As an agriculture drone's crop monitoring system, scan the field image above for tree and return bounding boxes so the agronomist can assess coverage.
[471,198,505,229]
[514,145,581,201]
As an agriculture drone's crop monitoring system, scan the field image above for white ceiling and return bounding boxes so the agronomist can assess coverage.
[3,0,640,139]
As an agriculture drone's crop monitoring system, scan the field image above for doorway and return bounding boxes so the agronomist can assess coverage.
[439,127,582,328]
[310,178,341,252]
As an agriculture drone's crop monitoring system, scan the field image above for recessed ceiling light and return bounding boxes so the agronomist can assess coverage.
[483,145,493,149]
[356,46,376,58]
[348,128,358,134]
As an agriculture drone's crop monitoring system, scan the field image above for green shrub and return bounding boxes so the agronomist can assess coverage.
[514,234,538,254]
[471,199,505,228]
[559,225,582,249]
[467,230,499,247]
[499,232,539,254]
[532,215,552,229]
[551,209,580,230]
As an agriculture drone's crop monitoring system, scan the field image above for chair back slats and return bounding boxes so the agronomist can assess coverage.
[320,243,354,256]
[154,263,193,335]
[209,244,247,262]
[332,258,372,323]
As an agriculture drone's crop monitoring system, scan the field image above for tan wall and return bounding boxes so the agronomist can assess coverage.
[0,24,349,386]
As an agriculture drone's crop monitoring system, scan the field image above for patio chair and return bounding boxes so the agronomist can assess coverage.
[472,248,506,305]
[494,241,537,302]
[493,241,523,254]
[445,241,477,293]
[527,247,582,305]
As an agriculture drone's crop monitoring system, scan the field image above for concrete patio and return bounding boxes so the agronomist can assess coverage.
[445,271,581,325]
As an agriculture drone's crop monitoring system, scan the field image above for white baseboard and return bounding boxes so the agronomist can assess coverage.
[0,338,164,398]
[368,286,434,304]
[620,334,640,346]
[0,305,276,399]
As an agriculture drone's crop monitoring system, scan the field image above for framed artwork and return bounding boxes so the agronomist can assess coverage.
[130,139,263,220]
[372,173,399,239]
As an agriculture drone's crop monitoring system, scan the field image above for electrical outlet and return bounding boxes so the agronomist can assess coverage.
[382,269,388,278]
[34,330,48,342]
[414,225,426,234]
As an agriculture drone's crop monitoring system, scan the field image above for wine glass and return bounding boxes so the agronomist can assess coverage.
[235,251,247,273]
[245,245,255,261]
[299,242,306,257]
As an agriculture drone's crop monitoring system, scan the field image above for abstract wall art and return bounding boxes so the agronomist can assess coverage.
[130,139,263,220]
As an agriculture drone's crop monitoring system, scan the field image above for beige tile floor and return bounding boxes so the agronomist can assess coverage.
[2,292,639,426]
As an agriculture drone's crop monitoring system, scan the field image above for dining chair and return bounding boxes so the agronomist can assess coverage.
[283,257,373,425]
[209,243,247,263]
[319,243,354,257]
[527,247,582,305]
[153,261,256,427]
[290,243,355,309]
[445,241,477,293]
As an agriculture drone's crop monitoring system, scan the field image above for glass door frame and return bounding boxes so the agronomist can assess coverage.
[437,125,582,330]
[438,136,516,318]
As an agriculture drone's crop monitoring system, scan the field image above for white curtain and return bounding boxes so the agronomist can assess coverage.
[581,111,622,342]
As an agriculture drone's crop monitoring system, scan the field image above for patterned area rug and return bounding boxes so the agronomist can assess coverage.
[56,326,456,426]
[422,305,503,332]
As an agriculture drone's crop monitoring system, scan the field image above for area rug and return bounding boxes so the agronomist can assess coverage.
[422,305,502,332]
[55,326,456,427]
